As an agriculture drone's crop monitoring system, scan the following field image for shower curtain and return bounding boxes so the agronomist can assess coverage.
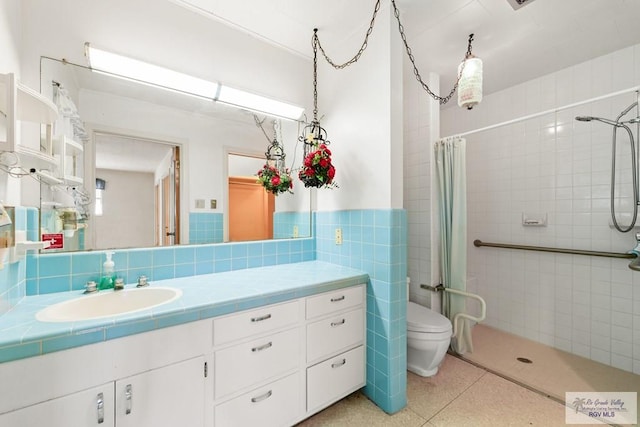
[434,136,473,354]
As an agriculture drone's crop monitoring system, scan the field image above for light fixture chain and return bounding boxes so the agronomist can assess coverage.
[313,0,382,70]
[312,32,319,121]
[390,0,472,105]
[312,0,476,105]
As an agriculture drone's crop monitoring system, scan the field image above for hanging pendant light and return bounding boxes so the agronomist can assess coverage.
[257,121,293,195]
[298,29,338,189]
[457,34,483,110]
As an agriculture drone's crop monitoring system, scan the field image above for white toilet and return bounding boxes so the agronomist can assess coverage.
[407,301,452,377]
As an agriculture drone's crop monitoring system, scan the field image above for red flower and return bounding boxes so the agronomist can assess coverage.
[328,166,335,179]
[319,158,329,168]
[304,156,313,167]
[304,167,315,176]
[271,175,280,186]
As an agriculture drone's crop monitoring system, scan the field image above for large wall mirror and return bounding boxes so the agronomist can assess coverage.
[39,57,311,253]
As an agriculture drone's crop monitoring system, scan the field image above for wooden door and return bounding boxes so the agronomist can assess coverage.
[228,177,274,241]
[162,175,172,246]
[155,183,161,246]
[156,146,180,247]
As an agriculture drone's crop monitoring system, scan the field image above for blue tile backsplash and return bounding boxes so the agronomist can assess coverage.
[26,238,316,295]
[188,212,223,244]
[273,211,312,239]
[0,206,30,315]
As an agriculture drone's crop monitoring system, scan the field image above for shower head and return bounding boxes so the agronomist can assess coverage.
[574,116,619,126]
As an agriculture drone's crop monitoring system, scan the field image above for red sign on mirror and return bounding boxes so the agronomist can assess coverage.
[42,233,63,249]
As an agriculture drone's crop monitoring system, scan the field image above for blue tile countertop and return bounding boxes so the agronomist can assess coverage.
[0,261,368,364]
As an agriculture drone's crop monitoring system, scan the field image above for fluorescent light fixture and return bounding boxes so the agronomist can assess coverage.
[86,43,218,100]
[85,43,305,120]
[217,86,304,120]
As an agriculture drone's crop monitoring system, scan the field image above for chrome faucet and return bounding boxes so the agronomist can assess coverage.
[136,275,149,287]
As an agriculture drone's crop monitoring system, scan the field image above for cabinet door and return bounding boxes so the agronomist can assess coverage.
[0,383,115,427]
[115,356,205,427]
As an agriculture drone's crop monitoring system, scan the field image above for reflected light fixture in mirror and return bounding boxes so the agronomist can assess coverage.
[85,43,304,120]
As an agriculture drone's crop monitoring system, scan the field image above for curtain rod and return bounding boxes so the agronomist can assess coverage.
[443,85,640,140]
[473,239,636,259]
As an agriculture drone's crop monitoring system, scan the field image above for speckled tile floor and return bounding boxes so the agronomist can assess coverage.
[298,355,579,427]
[297,325,640,426]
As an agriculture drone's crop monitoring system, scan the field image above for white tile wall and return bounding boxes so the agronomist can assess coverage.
[403,66,434,307]
[437,43,640,374]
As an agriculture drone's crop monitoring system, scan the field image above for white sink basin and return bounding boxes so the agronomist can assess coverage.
[36,287,182,322]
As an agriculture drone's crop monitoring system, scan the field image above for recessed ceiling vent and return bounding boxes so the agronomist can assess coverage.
[506,0,537,10]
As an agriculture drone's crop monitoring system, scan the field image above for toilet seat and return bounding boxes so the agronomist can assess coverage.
[407,302,452,333]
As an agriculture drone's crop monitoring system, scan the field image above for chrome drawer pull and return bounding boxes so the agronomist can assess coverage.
[251,390,273,403]
[331,358,347,368]
[331,318,346,327]
[252,341,273,352]
[330,295,345,302]
[125,384,133,415]
[97,392,104,424]
[251,313,272,322]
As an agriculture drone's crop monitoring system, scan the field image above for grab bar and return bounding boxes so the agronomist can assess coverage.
[420,284,487,338]
[473,239,635,259]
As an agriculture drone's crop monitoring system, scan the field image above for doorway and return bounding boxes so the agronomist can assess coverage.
[227,153,273,241]
[91,132,180,249]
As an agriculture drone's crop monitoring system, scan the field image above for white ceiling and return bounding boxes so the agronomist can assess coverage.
[95,133,173,173]
[169,0,640,100]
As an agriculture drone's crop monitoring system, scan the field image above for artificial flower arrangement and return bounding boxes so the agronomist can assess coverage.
[257,164,293,195]
[299,143,338,189]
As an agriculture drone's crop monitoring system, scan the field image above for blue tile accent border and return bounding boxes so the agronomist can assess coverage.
[25,238,315,295]
[273,211,312,239]
[189,212,223,244]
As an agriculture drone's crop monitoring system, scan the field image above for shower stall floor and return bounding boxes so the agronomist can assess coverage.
[460,325,640,405]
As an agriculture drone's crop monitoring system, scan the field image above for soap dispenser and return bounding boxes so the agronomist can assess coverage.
[99,251,116,290]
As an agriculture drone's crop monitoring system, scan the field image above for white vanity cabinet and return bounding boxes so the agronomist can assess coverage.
[0,283,366,427]
[211,284,366,426]
[0,320,213,427]
[305,286,366,414]
[0,357,206,427]
[0,383,116,427]
[212,300,304,427]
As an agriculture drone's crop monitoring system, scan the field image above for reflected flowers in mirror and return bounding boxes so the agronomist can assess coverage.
[257,164,293,195]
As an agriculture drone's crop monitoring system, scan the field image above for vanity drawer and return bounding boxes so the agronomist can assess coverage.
[215,372,301,427]
[306,307,364,364]
[213,300,300,346]
[306,285,364,319]
[307,345,365,412]
[214,327,300,399]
